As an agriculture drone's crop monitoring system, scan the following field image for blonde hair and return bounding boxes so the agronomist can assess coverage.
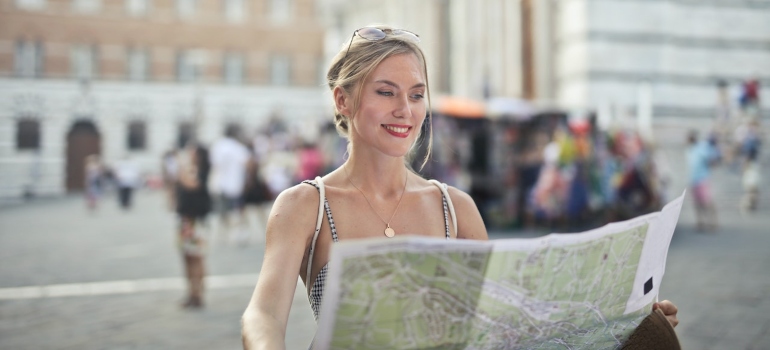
[326,25,433,170]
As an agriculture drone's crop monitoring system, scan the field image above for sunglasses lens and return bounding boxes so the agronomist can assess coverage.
[357,27,387,41]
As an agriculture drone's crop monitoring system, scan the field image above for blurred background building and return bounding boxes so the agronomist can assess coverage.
[1,0,767,204]
[0,0,326,201]
[318,0,768,230]
[320,0,768,114]
[318,0,528,100]
[547,0,769,119]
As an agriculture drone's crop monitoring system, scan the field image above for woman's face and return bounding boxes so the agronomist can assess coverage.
[349,53,427,158]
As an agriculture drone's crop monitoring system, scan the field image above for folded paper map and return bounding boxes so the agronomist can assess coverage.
[314,192,685,350]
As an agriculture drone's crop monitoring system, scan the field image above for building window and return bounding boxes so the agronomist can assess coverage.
[223,52,244,85]
[17,119,41,150]
[15,40,44,78]
[71,44,98,81]
[127,120,146,150]
[126,0,150,16]
[269,0,292,23]
[72,0,101,13]
[224,0,244,22]
[176,50,199,83]
[15,0,46,10]
[176,0,198,18]
[127,48,150,81]
[270,55,291,86]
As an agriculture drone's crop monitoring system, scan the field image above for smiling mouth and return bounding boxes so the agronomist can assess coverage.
[383,125,411,133]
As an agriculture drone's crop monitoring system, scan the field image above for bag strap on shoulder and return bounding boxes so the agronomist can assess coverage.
[428,180,457,238]
[306,176,325,294]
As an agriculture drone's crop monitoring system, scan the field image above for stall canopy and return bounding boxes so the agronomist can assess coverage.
[434,96,539,121]
[434,96,486,118]
[486,97,537,121]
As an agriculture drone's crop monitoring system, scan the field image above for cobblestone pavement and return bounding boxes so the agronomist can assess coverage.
[0,192,315,349]
[1,122,768,349]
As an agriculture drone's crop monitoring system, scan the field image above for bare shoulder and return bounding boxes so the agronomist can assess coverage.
[274,181,320,206]
[444,186,473,206]
[268,182,320,241]
[445,185,488,241]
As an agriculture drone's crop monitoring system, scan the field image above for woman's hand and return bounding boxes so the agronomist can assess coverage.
[653,300,679,328]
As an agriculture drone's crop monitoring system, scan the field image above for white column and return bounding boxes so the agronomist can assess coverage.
[636,81,653,140]
[450,0,470,97]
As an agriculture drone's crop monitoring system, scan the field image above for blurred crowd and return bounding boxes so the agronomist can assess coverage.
[78,78,763,235]
[421,113,672,232]
[687,77,764,231]
[422,78,763,232]
[160,119,346,244]
[78,117,346,241]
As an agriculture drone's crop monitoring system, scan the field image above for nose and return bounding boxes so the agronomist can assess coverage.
[393,93,411,118]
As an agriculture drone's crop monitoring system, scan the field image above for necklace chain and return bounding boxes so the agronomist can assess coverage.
[344,165,408,237]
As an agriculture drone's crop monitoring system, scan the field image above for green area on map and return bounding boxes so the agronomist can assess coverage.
[328,224,652,349]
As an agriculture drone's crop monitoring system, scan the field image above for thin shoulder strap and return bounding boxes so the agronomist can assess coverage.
[306,176,325,294]
[428,180,457,238]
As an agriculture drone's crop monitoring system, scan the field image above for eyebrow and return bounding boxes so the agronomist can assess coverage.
[374,79,426,89]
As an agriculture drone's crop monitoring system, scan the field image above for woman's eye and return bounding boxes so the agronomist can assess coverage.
[377,91,393,96]
[411,93,424,100]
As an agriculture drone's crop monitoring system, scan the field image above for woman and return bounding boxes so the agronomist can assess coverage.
[240,149,272,243]
[83,154,103,211]
[175,143,211,308]
[241,25,678,349]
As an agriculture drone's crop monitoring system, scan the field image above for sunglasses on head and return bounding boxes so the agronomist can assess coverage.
[344,27,420,59]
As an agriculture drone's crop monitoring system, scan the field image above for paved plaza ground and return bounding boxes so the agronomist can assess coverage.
[1,123,769,349]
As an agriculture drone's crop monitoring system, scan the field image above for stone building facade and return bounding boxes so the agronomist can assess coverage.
[0,0,327,201]
[320,0,768,118]
[543,0,769,118]
[317,0,528,100]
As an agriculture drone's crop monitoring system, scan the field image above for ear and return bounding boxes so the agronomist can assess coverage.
[333,86,352,118]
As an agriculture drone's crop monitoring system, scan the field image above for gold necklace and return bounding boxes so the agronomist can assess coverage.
[344,165,408,238]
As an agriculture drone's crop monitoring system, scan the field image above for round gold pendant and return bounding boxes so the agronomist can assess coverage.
[384,227,396,238]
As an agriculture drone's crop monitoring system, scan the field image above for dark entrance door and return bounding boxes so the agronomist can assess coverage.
[66,120,101,191]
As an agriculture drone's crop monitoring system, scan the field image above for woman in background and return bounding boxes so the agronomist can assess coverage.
[175,143,211,308]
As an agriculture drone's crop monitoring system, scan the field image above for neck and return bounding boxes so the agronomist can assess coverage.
[344,151,409,196]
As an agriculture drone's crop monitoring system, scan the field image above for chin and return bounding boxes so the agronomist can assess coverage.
[381,145,412,158]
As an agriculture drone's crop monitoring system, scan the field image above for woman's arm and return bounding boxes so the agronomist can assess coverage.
[446,187,488,241]
[241,185,318,349]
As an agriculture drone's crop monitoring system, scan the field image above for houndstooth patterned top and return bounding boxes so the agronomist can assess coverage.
[302,179,453,321]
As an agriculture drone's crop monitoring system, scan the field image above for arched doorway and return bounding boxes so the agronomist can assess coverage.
[66,120,101,191]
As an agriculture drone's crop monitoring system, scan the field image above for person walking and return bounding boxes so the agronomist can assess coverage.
[240,25,679,348]
[295,141,325,182]
[161,149,178,211]
[83,154,104,211]
[240,150,272,243]
[112,155,141,210]
[175,142,212,308]
[740,119,762,213]
[209,126,251,240]
[686,130,721,231]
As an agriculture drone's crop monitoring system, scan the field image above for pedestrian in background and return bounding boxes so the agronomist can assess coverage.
[740,119,762,213]
[209,125,251,241]
[161,149,178,211]
[739,77,761,117]
[112,155,141,210]
[295,141,324,182]
[175,142,211,308]
[687,130,720,231]
[84,154,104,211]
[263,132,296,199]
[240,149,272,243]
